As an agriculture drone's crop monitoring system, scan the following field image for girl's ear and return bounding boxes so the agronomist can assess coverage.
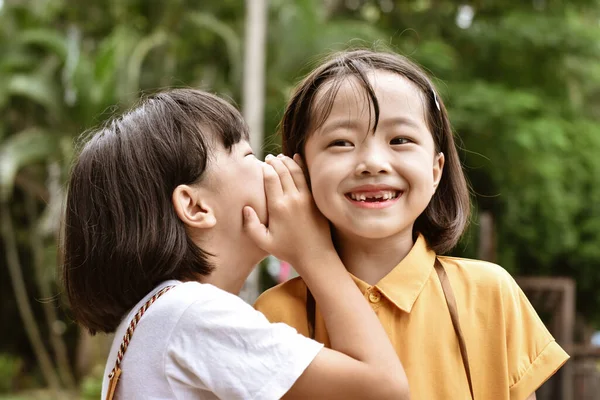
[432,152,445,192]
[172,184,217,229]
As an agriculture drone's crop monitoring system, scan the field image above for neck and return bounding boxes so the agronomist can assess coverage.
[194,229,265,295]
[334,228,415,286]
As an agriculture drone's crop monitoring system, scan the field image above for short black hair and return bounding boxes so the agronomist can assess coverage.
[280,49,470,254]
[62,89,249,334]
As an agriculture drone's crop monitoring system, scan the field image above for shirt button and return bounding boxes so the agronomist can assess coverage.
[368,290,381,303]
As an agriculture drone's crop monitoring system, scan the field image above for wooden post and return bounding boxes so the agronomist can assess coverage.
[516,277,575,400]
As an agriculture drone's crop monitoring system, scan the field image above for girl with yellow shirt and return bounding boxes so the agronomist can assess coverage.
[254,49,569,400]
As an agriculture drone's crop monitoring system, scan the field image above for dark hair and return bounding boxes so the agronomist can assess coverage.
[62,89,249,334]
[280,49,470,254]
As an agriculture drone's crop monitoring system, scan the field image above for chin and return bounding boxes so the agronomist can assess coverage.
[340,223,410,240]
[354,230,398,239]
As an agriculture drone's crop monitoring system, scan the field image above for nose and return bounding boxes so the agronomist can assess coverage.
[354,143,391,176]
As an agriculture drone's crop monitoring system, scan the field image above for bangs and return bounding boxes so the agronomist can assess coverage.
[302,52,442,153]
[210,103,249,150]
[164,91,249,151]
[307,61,382,139]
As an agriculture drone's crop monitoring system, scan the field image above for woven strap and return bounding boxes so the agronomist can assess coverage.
[305,258,474,399]
[105,285,175,400]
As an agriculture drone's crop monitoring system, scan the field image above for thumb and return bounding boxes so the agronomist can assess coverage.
[242,206,270,249]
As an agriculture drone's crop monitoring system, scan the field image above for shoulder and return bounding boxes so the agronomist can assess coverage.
[163,282,323,399]
[436,256,530,316]
[254,277,310,327]
[255,277,307,312]
[142,281,267,339]
[437,256,517,292]
[155,281,237,316]
[438,257,569,394]
[173,282,260,325]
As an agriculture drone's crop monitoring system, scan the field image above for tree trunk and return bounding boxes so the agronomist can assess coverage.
[25,193,76,389]
[242,0,267,158]
[0,202,61,393]
[477,210,496,262]
[240,0,268,304]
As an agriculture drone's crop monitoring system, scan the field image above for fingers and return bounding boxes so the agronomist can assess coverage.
[265,153,310,193]
[262,162,284,202]
[242,206,270,249]
[265,154,296,193]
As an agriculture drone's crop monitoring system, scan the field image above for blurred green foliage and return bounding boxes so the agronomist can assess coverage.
[0,354,22,393]
[2,0,600,393]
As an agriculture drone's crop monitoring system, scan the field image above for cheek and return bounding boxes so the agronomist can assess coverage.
[306,159,332,192]
[251,164,266,202]
[400,153,436,185]
[305,165,332,212]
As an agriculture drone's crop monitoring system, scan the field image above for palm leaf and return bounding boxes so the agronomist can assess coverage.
[188,11,242,85]
[19,29,68,61]
[125,30,169,102]
[8,73,62,115]
[0,128,61,202]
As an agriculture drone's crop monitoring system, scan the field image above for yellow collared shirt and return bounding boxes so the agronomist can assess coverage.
[254,235,569,400]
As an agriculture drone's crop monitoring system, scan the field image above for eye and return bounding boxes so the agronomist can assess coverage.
[390,137,411,145]
[245,150,255,157]
[328,139,353,148]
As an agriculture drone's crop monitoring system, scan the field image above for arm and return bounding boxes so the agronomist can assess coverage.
[526,394,536,400]
[244,155,409,400]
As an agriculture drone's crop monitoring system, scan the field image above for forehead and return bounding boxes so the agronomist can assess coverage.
[329,70,425,117]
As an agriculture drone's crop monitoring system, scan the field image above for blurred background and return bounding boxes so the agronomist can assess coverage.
[1,0,600,398]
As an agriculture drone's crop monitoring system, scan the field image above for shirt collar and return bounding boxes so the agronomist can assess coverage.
[351,234,436,313]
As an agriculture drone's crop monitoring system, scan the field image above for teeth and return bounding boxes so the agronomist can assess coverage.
[349,190,398,201]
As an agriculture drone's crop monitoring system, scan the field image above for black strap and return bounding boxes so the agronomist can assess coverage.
[304,258,474,399]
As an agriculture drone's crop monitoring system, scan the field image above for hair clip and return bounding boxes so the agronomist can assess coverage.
[433,90,441,112]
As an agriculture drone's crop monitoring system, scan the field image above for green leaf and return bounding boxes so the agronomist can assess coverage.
[125,30,169,102]
[0,128,60,202]
[19,29,68,61]
[188,12,242,85]
[7,73,61,115]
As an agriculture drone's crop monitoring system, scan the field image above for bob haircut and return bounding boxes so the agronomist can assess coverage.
[280,49,470,254]
[62,89,249,334]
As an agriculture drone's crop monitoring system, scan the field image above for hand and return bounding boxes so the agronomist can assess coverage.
[243,154,334,268]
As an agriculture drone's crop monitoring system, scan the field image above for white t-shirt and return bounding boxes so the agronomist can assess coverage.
[101,280,323,400]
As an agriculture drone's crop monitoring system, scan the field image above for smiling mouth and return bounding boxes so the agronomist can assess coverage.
[345,190,401,203]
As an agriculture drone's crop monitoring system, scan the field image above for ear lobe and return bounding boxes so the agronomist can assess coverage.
[433,152,445,192]
[172,184,217,229]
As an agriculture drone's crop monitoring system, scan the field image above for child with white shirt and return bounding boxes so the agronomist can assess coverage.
[61,89,409,400]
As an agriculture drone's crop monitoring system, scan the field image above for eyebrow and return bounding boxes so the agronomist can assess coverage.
[319,119,364,134]
[320,116,420,135]
[377,116,420,130]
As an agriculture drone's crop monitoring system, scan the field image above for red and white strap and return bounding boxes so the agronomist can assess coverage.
[108,285,175,379]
